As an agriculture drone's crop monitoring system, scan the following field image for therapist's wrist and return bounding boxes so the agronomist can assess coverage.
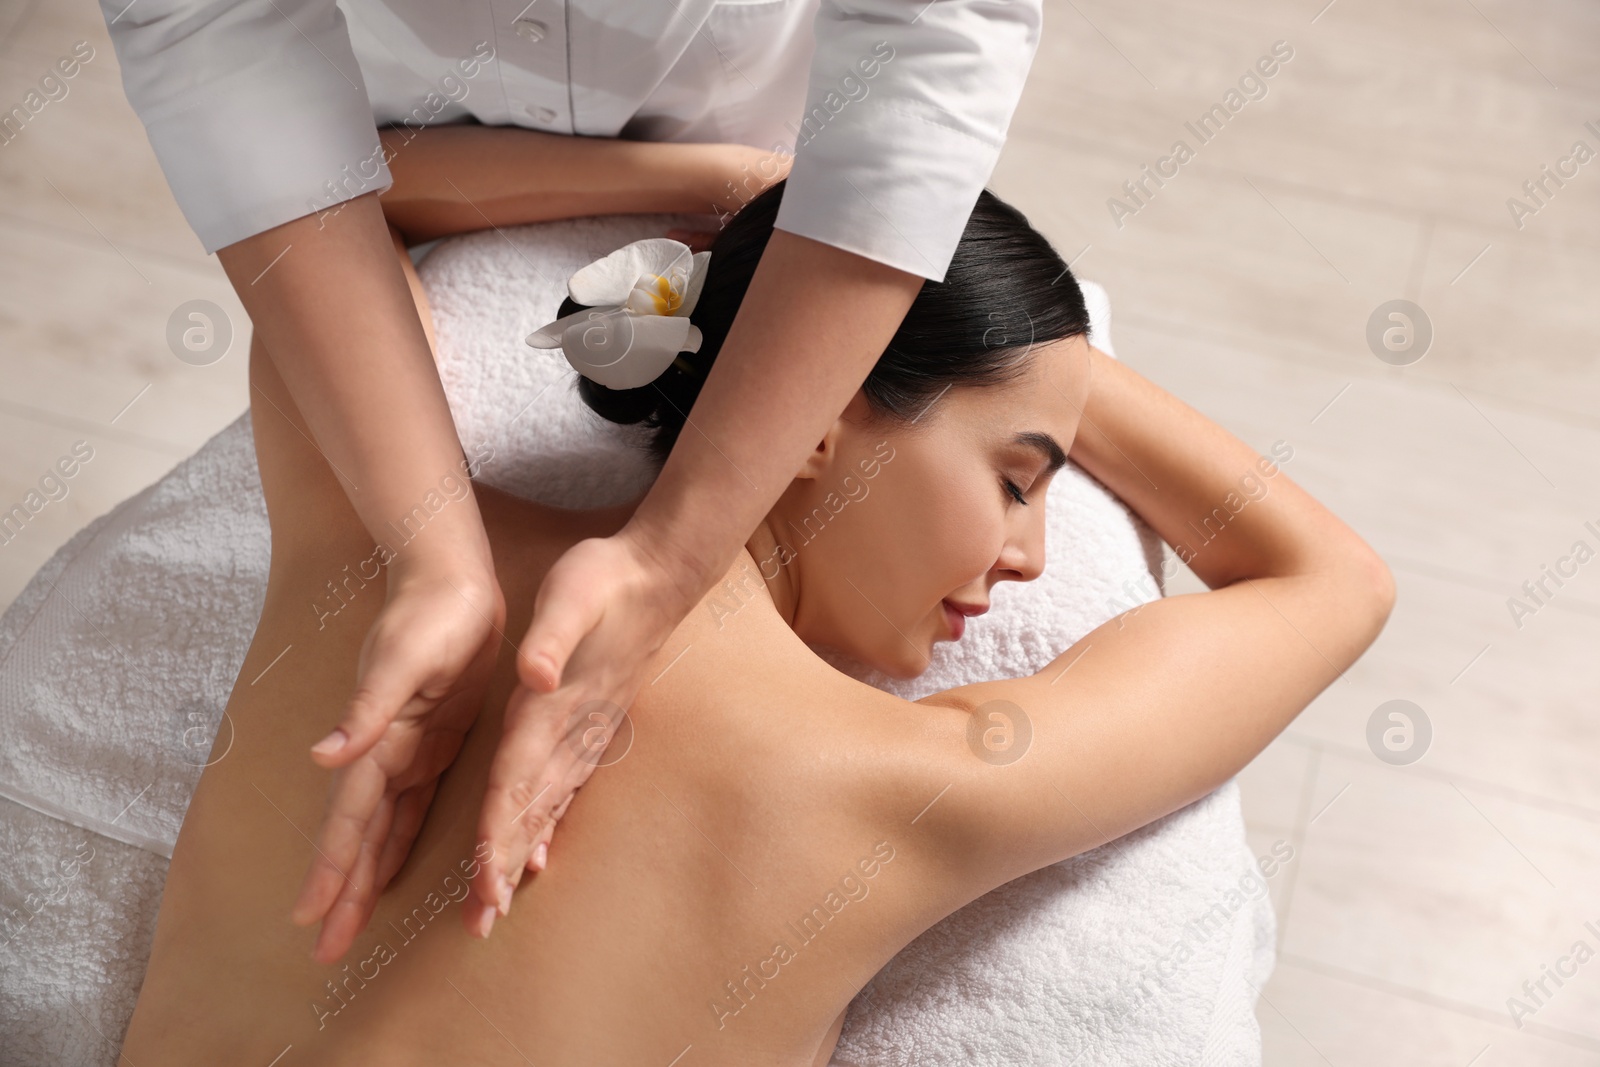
[383,506,497,588]
[617,504,730,617]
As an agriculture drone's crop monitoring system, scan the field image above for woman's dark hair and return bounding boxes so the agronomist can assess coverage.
[567,179,1090,465]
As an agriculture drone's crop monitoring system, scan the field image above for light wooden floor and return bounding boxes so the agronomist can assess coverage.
[3,0,1598,1061]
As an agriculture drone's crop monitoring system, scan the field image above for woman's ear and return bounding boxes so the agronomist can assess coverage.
[794,390,872,481]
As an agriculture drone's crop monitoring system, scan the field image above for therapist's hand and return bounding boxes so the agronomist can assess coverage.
[463,227,925,938]
[292,555,506,963]
[467,526,701,934]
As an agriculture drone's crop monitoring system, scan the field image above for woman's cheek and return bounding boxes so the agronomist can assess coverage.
[936,483,1005,578]
[848,478,940,612]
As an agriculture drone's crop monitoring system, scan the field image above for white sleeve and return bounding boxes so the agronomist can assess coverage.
[98,0,391,253]
[771,0,1043,283]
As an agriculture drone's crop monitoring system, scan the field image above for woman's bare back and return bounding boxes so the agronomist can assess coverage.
[296,516,976,1067]
[118,337,988,1067]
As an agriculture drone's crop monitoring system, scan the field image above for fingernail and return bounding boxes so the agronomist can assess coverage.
[311,728,348,757]
[477,907,495,938]
[496,875,512,917]
[533,842,547,871]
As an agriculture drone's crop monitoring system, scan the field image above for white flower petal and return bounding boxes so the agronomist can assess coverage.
[525,306,612,348]
[559,311,696,390]
[568,238,695,307]
[676,251,714,318]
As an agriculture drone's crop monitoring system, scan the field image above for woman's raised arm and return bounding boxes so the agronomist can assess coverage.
[375,124,785,245]
[916,340,1395,889]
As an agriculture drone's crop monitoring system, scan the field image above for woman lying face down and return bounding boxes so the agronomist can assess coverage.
[118,172,1392,1067]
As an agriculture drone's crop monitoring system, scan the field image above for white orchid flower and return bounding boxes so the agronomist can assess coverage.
[525,237,713,390]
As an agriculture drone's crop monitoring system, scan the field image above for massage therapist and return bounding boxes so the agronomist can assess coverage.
[98,0,1043,942]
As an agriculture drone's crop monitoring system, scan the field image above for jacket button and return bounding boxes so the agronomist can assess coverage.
[513,18,548,41]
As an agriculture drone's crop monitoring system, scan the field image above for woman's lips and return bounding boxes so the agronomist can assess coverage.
[940,599,990,641]
[941,600,966,641]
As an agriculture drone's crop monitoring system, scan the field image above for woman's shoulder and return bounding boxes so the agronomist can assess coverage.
[643,548,805,695]
[643,552,977,814]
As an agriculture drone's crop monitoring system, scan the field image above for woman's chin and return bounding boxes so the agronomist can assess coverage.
[813,641,927,682]
[875,647,935,681]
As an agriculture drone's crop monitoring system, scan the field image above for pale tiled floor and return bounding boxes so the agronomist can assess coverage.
[3,0,1598,1061]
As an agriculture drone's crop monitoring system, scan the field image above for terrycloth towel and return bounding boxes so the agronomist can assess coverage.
[0,212,1275,1066]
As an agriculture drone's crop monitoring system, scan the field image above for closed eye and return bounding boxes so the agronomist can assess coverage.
[1003,479,1029,506]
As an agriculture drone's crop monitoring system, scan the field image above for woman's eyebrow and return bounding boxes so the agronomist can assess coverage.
[1013,430,1068,475]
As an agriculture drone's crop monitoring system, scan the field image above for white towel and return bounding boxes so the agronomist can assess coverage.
[0,212,1274,1066]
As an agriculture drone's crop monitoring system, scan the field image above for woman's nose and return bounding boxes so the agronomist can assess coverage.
[994,513,1047,583]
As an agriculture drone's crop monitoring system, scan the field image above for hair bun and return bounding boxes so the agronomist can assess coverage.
[575,372,661,426]
[568,178,1087,469]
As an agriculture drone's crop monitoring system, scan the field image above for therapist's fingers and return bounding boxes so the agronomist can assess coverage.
[373,776,440,893]
[290,755,388,928]
[470,532,688,931]
[312,611,439,766]
[290,712,421,926]
[513,538,616,693]
[309,789,397,965]
[294,704,471,928]
[523,793,570,873]
[312,572,497,767]
[470,685,594,925]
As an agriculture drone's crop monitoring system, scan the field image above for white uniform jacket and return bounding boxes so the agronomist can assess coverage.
[100,0,1042,281]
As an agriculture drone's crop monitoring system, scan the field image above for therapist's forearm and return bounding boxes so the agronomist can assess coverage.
[217,191,494,583]
[625,228,925,596]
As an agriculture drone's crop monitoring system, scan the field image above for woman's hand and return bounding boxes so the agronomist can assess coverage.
[464,527,701,937]
[290,554,506,964]
[665,227,719,253]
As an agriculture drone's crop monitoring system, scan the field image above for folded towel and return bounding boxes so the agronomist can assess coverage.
[0,212,1273,1066]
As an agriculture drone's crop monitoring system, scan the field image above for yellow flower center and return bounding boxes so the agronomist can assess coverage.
[639,272,682,315]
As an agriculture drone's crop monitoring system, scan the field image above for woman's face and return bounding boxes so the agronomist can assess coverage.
[761,333,1092,678]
